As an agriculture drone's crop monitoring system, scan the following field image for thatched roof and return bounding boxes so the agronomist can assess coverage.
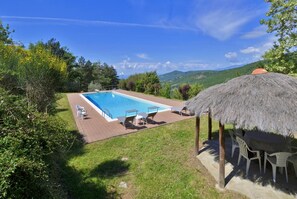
[186,72,297,136]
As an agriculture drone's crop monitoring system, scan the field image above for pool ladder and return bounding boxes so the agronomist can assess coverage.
[102,108,112,118]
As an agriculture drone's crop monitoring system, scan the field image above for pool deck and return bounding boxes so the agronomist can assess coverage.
[67,90,192,143]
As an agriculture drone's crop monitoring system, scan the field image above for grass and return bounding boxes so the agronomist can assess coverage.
[55,94,245,199]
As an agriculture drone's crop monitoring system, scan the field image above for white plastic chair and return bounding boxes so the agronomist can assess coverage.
[75,105,87,119]
[287,155,297,178]
[228,130,239,158]
[236,137,262,176]
[264,152,293,183]
[287,146,297,178]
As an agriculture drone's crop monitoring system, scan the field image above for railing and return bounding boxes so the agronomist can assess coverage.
[102,108,113,118]
[93,85,118,92]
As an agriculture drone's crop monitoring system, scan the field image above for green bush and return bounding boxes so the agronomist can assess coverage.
[88,82,103,91]
[159,83,171,98]
[0,89,73,198]
[171,88,182,100]
[188,83,203,99]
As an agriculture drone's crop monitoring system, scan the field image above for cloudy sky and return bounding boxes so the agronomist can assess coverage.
[0,0,274,76]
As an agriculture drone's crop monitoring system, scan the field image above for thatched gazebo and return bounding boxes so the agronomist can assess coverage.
[186,71,297,188]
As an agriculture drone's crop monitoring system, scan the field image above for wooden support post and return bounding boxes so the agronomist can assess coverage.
[219,122,225,188]
[195,117,200,155]
[208,109,212,140]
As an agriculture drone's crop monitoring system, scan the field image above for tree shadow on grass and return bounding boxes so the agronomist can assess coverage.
[59,131,124,198]
[61,164,112,199]
[90,159,130,179]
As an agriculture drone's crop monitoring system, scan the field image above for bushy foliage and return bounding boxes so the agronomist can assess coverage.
[88,82,103,91]
[178,84,191,100]
[92,62,119,90]
[0,89,73,198]
[0,42,67,112]
[0,20,14,44]
[159,83,171,98]
[120,71,160,94]
[127,81,136,91]
[24,43,67,112]
[261,0,297,74]
[118,79,127,90]
[171,88,182,100]
[188,83,203,99]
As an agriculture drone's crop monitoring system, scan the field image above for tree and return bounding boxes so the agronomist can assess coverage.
[42,38,76,70]
[159,83,171,98]
[118,79,127,90]
[0,89,73,198]
[188,83,203,98]
[23,43,67,112]
[92,63,119,90]
[261,0,297,74]
[0,42,23,94]
[178,84,191,100]
[0,20,14,44]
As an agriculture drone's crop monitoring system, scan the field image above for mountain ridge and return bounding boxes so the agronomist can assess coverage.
[159,61,265,88]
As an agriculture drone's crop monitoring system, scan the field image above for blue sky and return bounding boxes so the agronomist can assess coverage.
[0,0,275,76]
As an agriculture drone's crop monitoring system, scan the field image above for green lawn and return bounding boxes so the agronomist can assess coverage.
[56,94,245,199]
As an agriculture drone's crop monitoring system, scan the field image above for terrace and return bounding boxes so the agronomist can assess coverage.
[67,89,192,143]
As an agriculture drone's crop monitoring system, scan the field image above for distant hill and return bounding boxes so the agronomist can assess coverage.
[159,61,265,88]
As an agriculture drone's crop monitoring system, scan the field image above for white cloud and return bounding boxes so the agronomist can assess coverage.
[136,53,149,59]
[225,52,237,59]
[241,26,267,39]
[240,46,260,54]
[225,52,239,63]
[0,15,196,31]
[192,1,262,40]
[195,11,252,40]
[113,59,213,75]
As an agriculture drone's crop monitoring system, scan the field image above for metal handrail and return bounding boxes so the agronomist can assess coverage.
[102,108,112,118]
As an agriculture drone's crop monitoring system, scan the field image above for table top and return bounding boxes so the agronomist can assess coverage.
[137,112,148,118]
[243,130,289,153]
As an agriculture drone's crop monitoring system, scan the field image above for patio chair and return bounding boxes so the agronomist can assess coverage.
[228,130,239,158]
[171,106,187,115]
[147,106,159,120]
[236,137,262,176]
[264,151,294,183]
[117,109,138,129]
[75,105,87,119]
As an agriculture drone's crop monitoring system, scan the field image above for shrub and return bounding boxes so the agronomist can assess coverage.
[159,83,171,98]
[0,89,73,198]
[188,83,203,99]
[178,84,191,100]
[118,79,127,90]
[171,88,182,100]
[88,82,103,91]
[127,81,135,91]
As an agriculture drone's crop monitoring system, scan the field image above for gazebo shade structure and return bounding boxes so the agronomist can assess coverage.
[187,72,297,136]
[186,72,297,188]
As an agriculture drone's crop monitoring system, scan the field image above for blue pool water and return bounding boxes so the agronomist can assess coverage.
[82,92,169,120]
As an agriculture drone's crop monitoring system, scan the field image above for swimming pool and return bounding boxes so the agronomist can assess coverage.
[81,91,170,122]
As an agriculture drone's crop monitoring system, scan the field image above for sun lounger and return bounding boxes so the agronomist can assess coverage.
[171,106,187,115]
[117,109,138,129]
[147,106,159,120]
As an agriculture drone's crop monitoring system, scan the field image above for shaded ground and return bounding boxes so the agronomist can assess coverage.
[198,132,297,199]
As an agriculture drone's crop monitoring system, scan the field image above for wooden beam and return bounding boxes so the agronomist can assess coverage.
[208,108,212,140]
[219,122,225,188]
[195,117,200,155]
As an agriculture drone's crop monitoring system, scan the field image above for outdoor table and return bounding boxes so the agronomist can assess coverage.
[243,131,289,153]
[136,113,147,125]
